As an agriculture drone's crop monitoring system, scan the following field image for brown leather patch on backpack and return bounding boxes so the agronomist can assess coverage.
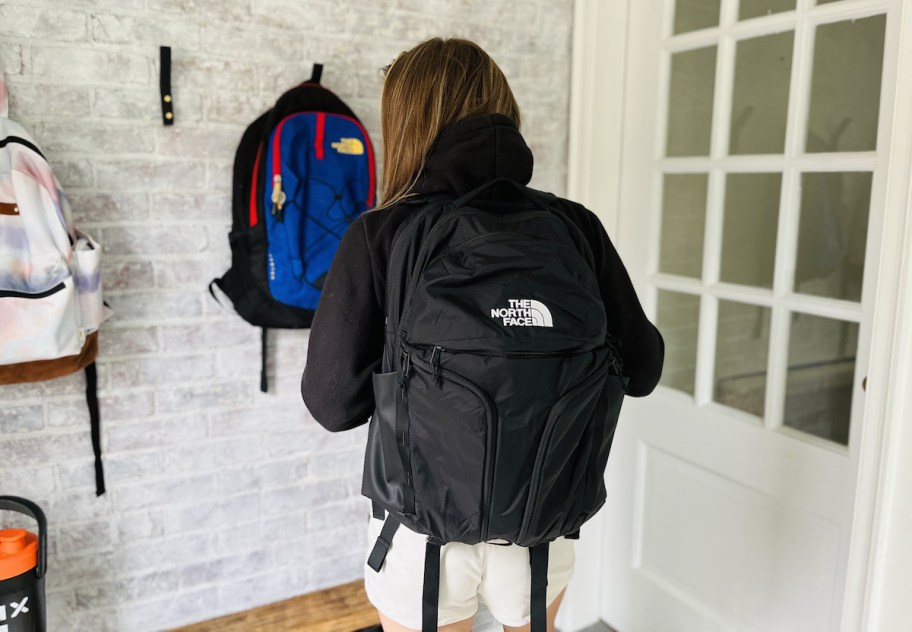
[0,201,20,216]
[0,332,99,385]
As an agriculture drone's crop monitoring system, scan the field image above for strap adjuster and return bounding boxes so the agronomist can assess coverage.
[367,516,400,572]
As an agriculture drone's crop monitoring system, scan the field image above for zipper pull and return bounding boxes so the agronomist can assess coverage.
[271,174,286,220]
[431,345,443,388]
[400,350,411,397]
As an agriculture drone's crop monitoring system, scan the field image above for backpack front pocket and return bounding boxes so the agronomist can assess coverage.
[400,342,495,543]
[0,273,82,364]
[517,350,624,545]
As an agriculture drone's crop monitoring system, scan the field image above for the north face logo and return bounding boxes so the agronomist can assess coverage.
[490,299,553,327]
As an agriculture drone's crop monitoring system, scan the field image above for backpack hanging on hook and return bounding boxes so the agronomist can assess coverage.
[0,74,112,496]
[210,63,375,392]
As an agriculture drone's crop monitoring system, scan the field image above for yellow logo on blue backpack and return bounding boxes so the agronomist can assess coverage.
[330,137,364,155]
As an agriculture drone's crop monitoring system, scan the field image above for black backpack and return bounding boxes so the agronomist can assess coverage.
[211,65,375,391]
[363,178,627,631]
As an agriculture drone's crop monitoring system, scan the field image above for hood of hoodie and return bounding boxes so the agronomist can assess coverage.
[411,113,534,197]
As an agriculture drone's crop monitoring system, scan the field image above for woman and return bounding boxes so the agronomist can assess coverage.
[303,38,664,631]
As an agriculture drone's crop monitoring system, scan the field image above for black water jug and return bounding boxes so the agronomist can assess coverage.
[0,497,46,632]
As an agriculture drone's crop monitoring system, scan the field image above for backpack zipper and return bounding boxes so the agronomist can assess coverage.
[399,348,411,398]
[430,345,442,387]
[408,340,601,360]
[271,174,286,221]
[0,136,47,160]
[0,282,65,299]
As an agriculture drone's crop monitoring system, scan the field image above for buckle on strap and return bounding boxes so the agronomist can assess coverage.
[367,515,400,572]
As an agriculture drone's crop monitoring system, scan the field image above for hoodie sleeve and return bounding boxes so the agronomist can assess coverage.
[302,216,384,432]
[575,205,665,396]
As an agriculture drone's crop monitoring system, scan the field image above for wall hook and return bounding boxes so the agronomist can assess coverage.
[160,46,174,125]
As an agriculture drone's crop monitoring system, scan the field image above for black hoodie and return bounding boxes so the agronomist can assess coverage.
[302,114,664,432]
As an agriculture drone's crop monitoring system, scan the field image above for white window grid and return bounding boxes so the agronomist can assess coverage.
[648,0,890,451]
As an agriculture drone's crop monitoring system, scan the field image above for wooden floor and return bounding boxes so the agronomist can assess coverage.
[170,580,380,632]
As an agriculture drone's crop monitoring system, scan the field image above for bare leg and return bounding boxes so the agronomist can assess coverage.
[501,588,566,632]
[378,611,475,632]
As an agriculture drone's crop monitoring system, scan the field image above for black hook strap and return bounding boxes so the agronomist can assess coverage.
[160,46,174,125]
[309,63,323,84]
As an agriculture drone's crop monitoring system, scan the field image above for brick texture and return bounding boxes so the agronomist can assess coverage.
[0,0,574,629]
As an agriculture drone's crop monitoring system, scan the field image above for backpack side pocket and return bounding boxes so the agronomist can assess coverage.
[72,229,108,333]
[362,370,415,517]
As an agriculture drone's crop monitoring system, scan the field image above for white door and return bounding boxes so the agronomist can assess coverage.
[599,0,901,630]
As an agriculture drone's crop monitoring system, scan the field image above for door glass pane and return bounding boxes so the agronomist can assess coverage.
[794,172,872,302]
[660,174,708,277]
[714,300,771,417]
[720,173,782,288]
[784,313,858,445]
[667,46,717,157]
[739,0,795,21]
[806,15,887,153]
[673,0,721,34]
[730,32,794,154]
[657,291,701,395]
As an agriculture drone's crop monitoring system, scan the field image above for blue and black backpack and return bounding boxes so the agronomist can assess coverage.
[211,65,376,391]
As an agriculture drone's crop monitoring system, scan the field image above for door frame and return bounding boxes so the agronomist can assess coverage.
[564,0,912,630]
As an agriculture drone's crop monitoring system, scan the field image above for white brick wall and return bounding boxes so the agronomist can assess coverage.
[0,0,574,629]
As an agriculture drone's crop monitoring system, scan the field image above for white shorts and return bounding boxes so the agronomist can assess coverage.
[364,516,575,628]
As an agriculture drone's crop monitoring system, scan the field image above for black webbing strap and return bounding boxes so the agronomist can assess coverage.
[85,362,105,496]
[422,539,442,632]
[371,500,385,520]
[159,46,174,126]
[309,63,323,84]
[260,327,268,393]
[367,515,400,573]
[530,542,550,632]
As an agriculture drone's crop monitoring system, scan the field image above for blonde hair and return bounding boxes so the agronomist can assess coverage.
[376,38,521,209]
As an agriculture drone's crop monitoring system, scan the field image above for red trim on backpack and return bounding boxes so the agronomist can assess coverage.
[249,146,262,227]
[315,113,325,160]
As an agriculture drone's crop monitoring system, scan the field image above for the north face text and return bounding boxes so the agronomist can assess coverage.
[490,299,554,327]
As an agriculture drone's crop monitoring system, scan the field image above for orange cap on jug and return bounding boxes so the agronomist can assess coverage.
[0,528,38,580]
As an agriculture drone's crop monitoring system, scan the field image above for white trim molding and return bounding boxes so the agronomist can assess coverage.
[844,0,912,629]
[567,0,912,629]
[566,0,630,239]
[562,0,631,629]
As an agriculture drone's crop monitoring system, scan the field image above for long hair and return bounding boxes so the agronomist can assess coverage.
[376,37,521,209]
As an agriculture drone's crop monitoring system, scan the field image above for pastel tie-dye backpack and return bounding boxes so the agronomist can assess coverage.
[0,74,111,495]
